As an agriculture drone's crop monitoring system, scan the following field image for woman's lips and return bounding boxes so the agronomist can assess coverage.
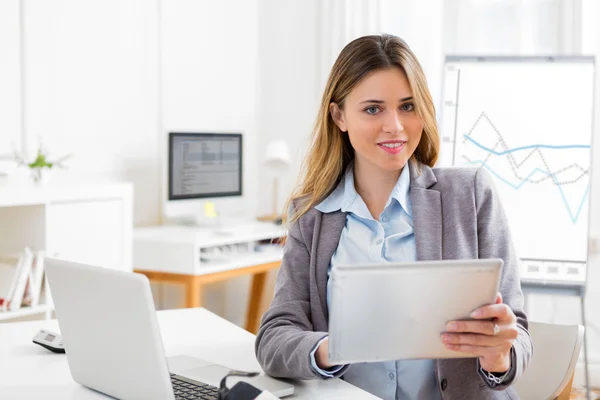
[377,142,406,154]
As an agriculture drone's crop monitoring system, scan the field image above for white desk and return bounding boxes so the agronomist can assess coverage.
[134,222,286,276]
[0,308,376,400]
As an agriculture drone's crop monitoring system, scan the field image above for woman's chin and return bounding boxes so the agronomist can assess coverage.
[377,159,409,172]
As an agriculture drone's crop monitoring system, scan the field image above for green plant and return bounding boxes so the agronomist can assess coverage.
[12,144,71,184]
[14,146,71,170]
[27,149,55,169]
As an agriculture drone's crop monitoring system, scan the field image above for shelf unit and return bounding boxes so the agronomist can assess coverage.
[0,304,52,322]
[0,182,133,322]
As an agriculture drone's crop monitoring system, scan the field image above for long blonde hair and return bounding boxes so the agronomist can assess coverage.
[284,34,439,226]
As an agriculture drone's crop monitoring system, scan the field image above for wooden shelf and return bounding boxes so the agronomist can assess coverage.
[0,304,52,321]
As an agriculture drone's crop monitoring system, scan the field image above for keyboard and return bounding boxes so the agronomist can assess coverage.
[171,374,220,400]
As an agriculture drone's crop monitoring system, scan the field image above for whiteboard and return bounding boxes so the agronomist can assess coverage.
[440,56,595,283]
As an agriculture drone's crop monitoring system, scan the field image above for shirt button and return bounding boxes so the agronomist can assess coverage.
[388,372,395,379]
[376,239,383,245]
[441,378,448,391]
[381,216,388,222]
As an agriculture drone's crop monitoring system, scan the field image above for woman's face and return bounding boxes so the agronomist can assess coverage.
[330,67,423,173]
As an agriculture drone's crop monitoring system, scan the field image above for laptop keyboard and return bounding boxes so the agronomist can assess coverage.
[171,374,220,400]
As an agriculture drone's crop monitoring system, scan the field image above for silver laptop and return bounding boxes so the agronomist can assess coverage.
[45,258,294,400]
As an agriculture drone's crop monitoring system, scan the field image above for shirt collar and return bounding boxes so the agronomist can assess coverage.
[390,162,412,217]
[315,162,412,218]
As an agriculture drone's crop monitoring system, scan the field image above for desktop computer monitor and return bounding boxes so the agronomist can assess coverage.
[168,132,242,201]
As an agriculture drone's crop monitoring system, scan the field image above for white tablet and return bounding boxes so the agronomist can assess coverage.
[328,259,503,364]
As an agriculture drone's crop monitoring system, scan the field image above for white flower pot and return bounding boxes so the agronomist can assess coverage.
[30,168,51,187]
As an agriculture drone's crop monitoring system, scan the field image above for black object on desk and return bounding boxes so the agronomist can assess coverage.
[219,371,263,400]
[32,329,66,353]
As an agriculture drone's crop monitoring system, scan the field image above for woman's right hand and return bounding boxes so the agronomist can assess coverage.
[315,337,334,369]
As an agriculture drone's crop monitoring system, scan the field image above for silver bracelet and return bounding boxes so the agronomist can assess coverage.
[480,365,509,386]
[484,370,504,385]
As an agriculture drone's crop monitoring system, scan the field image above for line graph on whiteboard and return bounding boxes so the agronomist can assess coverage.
[460,112,590,225]
[441,58,595,267]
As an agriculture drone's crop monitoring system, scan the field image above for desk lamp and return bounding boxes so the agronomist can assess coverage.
[258,140,291,223]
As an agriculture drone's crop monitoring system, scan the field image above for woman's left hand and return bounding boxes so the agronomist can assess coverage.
[441,292,518,373]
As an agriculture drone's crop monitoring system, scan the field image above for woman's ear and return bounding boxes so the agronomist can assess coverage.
[330,102,347,132]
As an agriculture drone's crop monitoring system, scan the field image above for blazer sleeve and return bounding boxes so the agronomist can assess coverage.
[254,218,348,380]
[474,167,534,389]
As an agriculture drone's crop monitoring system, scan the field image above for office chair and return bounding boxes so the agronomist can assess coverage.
[514,321,585,400]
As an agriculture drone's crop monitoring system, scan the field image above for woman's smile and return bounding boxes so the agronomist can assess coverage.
[377,140,407,155]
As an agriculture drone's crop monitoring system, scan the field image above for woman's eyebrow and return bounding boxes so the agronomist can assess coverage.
[359,96,413,104]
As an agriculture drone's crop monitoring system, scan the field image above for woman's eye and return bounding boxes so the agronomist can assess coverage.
[400,103,415,112]
[365,106,380,115]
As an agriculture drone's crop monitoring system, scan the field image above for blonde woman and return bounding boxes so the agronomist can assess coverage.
[255,34,532,400]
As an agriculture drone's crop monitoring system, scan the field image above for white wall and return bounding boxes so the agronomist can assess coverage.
[159,0,259,326]
[256,0,320,217]
[18,0,161,226]
[0,0,21,159]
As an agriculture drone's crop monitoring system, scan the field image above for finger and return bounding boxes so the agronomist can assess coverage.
[446,322,520,340]
[496,292,503,304]
[441,333,505,347]
[471,303,514,321]
[446,320,498,335]
[443,343,498,357]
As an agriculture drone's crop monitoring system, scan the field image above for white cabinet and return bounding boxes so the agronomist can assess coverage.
[0,183,133,272]
[0,182,132,321]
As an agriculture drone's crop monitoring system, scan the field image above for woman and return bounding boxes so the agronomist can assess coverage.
[255,34,532,400]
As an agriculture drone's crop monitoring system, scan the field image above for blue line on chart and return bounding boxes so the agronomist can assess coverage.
[467,160,589,224]
[463,135,590,155]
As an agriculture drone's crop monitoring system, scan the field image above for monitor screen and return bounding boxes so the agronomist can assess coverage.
[169,132,242,200]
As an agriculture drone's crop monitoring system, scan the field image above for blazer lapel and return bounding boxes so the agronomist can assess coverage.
[315,210,347,321]
[410,162,443,261]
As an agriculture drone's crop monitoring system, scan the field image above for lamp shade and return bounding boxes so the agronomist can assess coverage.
[264,140,291,169]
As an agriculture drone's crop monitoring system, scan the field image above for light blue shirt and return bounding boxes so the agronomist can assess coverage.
[310,163,442,400]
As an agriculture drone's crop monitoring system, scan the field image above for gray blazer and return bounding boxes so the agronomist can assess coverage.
[255,164,533,399]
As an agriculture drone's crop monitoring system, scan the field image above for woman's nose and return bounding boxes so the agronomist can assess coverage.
[382,111,404,134]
